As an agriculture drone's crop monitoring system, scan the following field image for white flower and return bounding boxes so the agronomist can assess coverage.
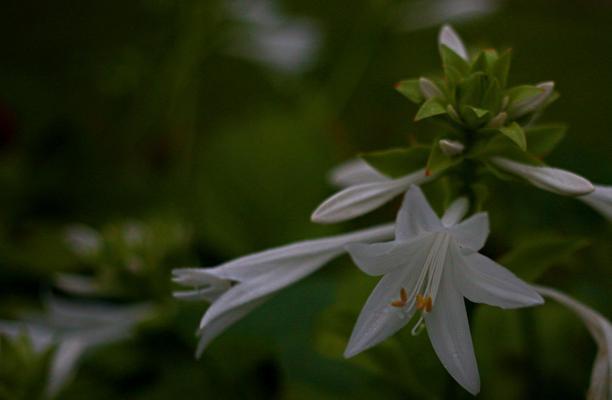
[439,24,469,60]
[491,157,594,196]
[173,223,395,356]
[580,185,612,221]
[344,186,543,395]
[0,298,151,397]
[327,158,388,188]
[312,166,432,224]
[533,285,612,400]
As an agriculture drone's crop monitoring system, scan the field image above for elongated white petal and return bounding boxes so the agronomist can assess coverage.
[425,269,480,395]
[441,197,469,227]
[196,298,266,357]
[533,285,612,400]
[508,81,554,119]
[344,250,428,357]
[328,158,388,188]
[200,252,337,327]
[449,212,489,251]
[452,246,543,309]
[47,339,85,397]
[419,77,444,99]
[580,185,612,221]
[439,24,468,60]
[346,236,430,276]
[312,170,429,224]
[491,157,594,196]
[395,185,443,240]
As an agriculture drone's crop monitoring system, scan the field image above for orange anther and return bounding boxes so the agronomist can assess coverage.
[391,288,409,308]
[416,294,432,312]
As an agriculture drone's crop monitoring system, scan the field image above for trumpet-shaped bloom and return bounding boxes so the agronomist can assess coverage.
[344,186,543,395]
[312,166,432,224]
[491,157,594,196]
[534,285,612,400]
[173,223,395,356]
[580,185,612,221]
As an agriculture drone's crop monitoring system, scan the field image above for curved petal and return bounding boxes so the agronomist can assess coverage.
[346,236,430,276]
[452,245,543,309]
[425,269,480,395]
[311,173,425,224]
[441,197,469,227]
[491,157,594,196]
[196,298,266,357]
[395,185,443,240]
[200,252,338,327]
[344,249,428,357]
[580,185,612,221]
[449,212,489,252]
[328,158,388,188]
[439,24,468,60]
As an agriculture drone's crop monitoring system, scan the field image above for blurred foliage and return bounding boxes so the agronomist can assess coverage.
[0,0,610,398]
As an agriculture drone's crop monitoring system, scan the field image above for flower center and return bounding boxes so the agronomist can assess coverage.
[388,232,451,333]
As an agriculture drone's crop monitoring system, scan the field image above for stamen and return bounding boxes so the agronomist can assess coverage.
[411,315,426,336]
[390,287,409,308]
[415,294,432,312]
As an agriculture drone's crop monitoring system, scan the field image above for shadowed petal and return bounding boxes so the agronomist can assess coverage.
[452,245,543,309]
[441,197,469,227]
[395,185,443,240]
[449,212,489,252]
[346,236,430,276]
[425,269,480,395]
[344,249,428,357]
[580,185,612,221]
[328,158,388,188]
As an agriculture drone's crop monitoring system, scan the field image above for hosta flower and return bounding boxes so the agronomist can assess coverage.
[534,285,611,400]
[173,223,395,356]
[344,185,543,395]
[580,185,612,221]
[0,298,151,397]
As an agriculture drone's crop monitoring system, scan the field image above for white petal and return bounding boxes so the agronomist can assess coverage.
[508,81,554,119]
[439,24,468,60]
[346,236,431,276]
[491,157,594,196]
[425,269,480,395]
[196,298,266,357]
[419,77,444,100]
[580,185,612,221]
[312,170,429,223]
[47,339,85,397]
[172,268,230,301]
[395,185,443,240]
[441,197,469,227]
[200,252,338,327]
[449,212,489,251]
[327,158,388,188]
[439,139,465,156]
[452,245,543,309]
[344,254,427,357]
[534,285,612,400]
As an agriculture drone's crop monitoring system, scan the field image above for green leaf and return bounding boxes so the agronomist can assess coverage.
[414,98,447,121]
[461,105,490,129]
[499,122,527,150]
[481,77,502,114]
[505,85,544,105]
[426,139,463,175]
[440,44,469,85]
[394,79,423,103]
[499,235,589,281]
[526,124,567,156]
[492,49,512,88]
[457,72,487,109]
[360,146,430,178]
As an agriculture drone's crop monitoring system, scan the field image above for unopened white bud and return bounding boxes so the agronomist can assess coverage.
[439,139,465,156]
[446,104,461,123]
[419,77,444,100]
[486,112,508,129]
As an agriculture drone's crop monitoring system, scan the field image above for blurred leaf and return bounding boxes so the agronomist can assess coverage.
[414,98,446,121]
[394,79,422,104]
[499,122,527,150]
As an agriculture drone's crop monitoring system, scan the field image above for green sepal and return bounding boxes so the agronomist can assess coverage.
[395,79,423,103]
[360,146,430,178]
[440,44,470,85]
[499,235,589,281]
[461,105,490,129]
[457,72,487,109]
[492,49,512,88]
[414,98,447,121]
[481,77,502,114]
[499,122,527,150]
[526,124,567,156]
[426,138,463,175]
